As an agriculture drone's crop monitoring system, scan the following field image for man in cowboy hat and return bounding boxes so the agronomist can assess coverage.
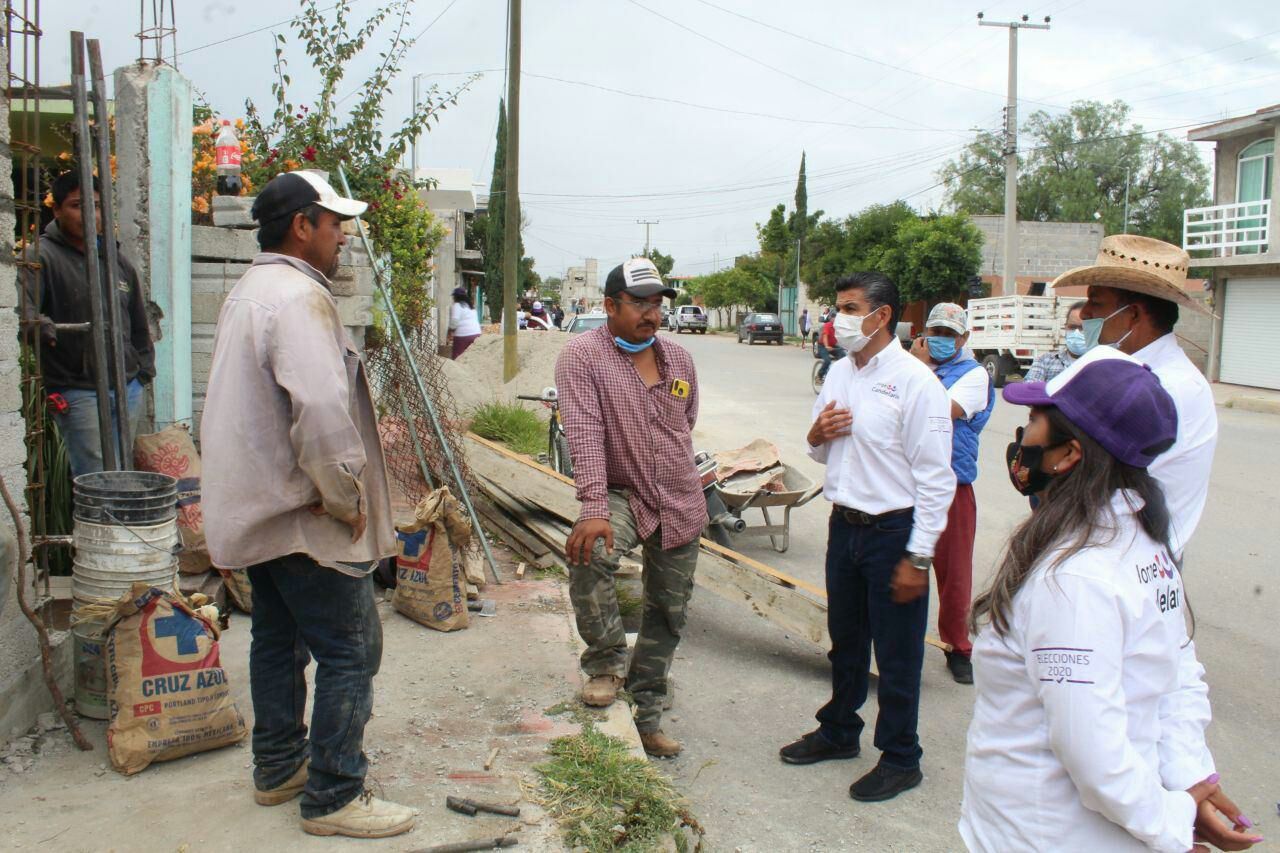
[1054,234,1217,556]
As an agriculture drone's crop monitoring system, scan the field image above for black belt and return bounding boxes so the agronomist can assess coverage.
[833,505,913,527]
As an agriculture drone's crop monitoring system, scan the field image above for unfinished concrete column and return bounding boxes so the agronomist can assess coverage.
[114,61,193,430]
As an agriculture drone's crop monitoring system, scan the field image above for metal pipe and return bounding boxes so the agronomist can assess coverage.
[88,39,133,470]
[69,31,118,471]
[335,164,502,584]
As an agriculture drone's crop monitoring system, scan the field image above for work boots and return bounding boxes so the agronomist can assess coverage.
[639,730,682,758]
[301,790,417,838]
[254,760,309,806]
[581,674,624,707]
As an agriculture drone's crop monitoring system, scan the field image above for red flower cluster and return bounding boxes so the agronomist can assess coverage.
[302,145,317,162]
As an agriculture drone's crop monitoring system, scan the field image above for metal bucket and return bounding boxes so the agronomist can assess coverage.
[72,622,109,720]
[72,518,178,606]
[74,471,177,525]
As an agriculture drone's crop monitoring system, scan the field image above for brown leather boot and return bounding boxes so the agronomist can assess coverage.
[639,730,682,757]
[581,674,624,707]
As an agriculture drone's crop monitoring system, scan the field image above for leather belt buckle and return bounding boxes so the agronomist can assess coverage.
[838,506,875,526]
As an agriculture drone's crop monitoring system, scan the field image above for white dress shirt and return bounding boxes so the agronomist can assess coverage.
[1134,333,1218,555]
[946,364,991,419]
[808,342,956,556]
[960,491,1213,853]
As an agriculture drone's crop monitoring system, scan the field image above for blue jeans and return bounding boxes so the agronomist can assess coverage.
[817,345,846,380]
[816,508,927,770]
[50,378,144,478]
[247,554,383,818]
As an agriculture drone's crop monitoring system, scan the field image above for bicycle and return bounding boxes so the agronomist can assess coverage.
[516,387,573,478]
[811,345,846,394]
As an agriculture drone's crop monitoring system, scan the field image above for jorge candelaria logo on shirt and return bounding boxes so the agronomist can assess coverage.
[872,382,899,399]
[1135,551,1181,613]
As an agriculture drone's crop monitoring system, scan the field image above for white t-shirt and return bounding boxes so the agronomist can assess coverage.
[449,302,481,337]
[945,364,991,419]
[960,490,1212,853]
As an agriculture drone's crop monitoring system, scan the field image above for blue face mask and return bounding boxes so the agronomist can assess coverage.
[614,335,655,354]
[1064,329,1087,356]
[1081,304,1134,352]
[926,336,957,362]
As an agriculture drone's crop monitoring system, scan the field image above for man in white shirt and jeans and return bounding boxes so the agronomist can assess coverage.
[1060,234,1217,557]
[779,272,956,803]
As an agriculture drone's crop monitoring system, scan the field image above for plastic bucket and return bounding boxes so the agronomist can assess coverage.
[74,471,177,525]
[72,518,178,605]
[72,622,109,720]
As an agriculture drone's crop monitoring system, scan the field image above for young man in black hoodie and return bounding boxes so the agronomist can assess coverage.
[21,172,155,476]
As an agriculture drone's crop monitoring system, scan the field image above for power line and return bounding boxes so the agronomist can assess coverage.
[176,0,361,57]
[411,0,466,42]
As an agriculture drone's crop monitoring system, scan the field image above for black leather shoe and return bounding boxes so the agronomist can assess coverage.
[946,651,974,685]
[779,730,860,765]
[849,762,923,802]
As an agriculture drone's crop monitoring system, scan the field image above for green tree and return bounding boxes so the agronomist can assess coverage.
[791,151,808,256]
[643,247,675,277]
[480,100,508,322]
[804,201,916,305]
[878,213,985,304]
[541,275,564,302]
[938,99,1210,245]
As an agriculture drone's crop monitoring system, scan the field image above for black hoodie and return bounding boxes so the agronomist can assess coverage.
[20,221,155,391]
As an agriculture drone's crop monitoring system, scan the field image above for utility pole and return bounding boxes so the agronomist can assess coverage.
[637,219,659,256]
[410,72,422,181]
[502,0,521,382]
[979,12,1050,295]
[1123,167,1131,233]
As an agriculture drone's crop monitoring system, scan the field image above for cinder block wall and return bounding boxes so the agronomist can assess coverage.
[972,216,1105,280]
[190,225,375,439]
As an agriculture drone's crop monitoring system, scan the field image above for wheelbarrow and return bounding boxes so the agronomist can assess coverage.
[708,463,823,553]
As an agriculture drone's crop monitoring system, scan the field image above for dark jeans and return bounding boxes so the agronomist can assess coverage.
[50,378,144,478]
[247,554,383,818]
[816,507,927,771]
[817,344,846,380]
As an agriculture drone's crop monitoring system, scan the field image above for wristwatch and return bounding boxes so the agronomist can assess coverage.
[906,552,932,572]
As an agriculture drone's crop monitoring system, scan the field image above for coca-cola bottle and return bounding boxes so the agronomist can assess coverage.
[214,119,243,196]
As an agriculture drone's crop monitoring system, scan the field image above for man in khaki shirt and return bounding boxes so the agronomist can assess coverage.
[202,171,411,839]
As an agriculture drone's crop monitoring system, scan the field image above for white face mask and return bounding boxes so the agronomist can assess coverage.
[833,310,880,353]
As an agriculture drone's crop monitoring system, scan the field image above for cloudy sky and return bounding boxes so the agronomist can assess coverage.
[54,0,1280,279]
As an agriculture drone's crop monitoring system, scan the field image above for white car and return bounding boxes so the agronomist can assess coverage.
[564,312,607,334]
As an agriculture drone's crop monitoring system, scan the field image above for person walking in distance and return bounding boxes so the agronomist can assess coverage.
[202,172,414,839]
[780,272,955,803]
[799,307,812,348]
[909,303,992,685]
[960,347,1258,853]
[555,257,705,758]
[1062,235,1217,557]
[447,286,481,359]
[1024,303,1086,383]
[20,172,155,476]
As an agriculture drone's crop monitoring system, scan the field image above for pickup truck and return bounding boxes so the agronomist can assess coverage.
[669,305,708,334]
[967,295,1084,387]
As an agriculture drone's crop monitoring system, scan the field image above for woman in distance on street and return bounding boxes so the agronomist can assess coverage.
[447,286,481,359]
[959,347,1261,853]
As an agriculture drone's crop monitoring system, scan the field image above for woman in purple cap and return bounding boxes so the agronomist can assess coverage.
[959,348,1260,853]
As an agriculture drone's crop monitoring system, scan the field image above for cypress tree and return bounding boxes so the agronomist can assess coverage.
[482,100,507,322]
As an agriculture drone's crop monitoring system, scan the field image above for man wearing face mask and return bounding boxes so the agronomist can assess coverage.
[1024,304,1086,383]
[780,272,955,803]
[909,303,993,685]
[1057,235,1216,557]
[555,257,704,758]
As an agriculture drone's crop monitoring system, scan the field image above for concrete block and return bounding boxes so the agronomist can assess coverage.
[337,294,374,328]
[192,224,260,262]
[329,267,358,297]
[211,195,256,229]
[191,291,228,324]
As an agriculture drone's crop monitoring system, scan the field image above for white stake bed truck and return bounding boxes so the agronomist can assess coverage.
[966,294,1084,387]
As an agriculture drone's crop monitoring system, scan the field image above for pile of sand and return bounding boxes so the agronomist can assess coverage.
[441,331,569,416]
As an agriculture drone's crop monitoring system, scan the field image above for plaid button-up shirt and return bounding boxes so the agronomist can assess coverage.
[555,325,706,550]
[1023,348,1079,383]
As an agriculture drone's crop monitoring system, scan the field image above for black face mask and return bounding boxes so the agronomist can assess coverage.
[1006,427,1057,496]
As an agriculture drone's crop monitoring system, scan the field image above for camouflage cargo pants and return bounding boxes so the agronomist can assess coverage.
[569,491,699,733]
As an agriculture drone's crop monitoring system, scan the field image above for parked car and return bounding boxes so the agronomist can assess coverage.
[564,312,607,334]
[669,305,708,334]
[737,312,783,345]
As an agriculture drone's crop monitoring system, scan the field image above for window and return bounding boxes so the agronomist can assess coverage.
[1236,139,1273,251]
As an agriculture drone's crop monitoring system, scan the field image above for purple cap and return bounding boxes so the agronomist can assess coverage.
[1003,347,1177,468]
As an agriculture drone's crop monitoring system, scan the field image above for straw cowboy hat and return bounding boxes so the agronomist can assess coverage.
[1052,234,1210,315]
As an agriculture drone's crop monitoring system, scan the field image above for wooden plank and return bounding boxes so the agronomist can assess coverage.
[466,433,578,521]
[695,548,828,646]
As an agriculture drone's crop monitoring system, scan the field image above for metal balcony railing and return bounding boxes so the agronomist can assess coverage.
[1183,199,1270,256]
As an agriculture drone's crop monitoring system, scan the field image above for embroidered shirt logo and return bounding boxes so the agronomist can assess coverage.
[871,382,899,399]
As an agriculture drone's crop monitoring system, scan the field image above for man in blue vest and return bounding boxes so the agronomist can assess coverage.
[910,303,993,684]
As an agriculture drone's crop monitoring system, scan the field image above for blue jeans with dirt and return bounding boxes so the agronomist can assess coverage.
[50,379,144,478]
[816,507,927,771]
[247,554,383,818]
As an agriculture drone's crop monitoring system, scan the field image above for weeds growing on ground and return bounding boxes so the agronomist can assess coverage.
[534,725,703,852]
[469,402,546,458]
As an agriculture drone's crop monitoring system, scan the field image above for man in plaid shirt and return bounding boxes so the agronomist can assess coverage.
[555,257,705,758]
[1023,304,1086,383]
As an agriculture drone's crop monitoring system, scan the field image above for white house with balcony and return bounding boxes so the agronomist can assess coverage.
[1184,104,1279,389]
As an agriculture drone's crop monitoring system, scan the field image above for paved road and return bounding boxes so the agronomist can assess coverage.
[656,330,1278,852]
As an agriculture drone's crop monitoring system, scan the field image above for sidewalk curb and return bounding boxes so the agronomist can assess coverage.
[1221,396,1280,416]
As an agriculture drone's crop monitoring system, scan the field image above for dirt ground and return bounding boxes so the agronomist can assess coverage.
[0,549,612,853]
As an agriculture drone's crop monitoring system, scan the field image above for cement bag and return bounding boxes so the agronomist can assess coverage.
[391,487,470,632]
[135,424,210,574]
[106,583,246,775]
